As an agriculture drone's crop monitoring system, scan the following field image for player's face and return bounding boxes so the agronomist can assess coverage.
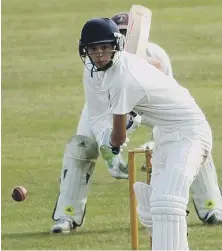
[87,43,114,69]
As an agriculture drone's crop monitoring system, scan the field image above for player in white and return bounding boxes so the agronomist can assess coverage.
[111,11,222,225]
[79,17,213,250]
[50,19,132,234]
[50,16,162,234]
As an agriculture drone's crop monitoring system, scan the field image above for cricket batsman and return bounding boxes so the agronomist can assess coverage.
[50,17,156,234]
[78,17,214,249]
[111,11,222,225]
[51,21,130,234]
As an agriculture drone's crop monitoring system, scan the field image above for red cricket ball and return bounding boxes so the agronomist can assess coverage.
[11,186,28,202]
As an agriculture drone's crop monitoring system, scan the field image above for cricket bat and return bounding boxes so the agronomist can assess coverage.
[124,5,152,57]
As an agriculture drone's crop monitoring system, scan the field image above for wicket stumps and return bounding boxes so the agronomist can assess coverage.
[128,148,152,250]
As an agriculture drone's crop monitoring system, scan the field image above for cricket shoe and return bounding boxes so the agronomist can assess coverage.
[51,217,77,233]
[203,209,222,224]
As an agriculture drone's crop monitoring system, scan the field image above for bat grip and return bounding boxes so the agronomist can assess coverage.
[111,146,120,155]
[109,139,120,155]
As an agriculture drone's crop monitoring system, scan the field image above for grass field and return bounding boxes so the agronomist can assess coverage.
[2,0,222,249]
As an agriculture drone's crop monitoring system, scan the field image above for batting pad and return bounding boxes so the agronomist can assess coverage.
[191,153,222,219]
[52,135,99,225]
[133,182,152,231]
[151,194,188,250]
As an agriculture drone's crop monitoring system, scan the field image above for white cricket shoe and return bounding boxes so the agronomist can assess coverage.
[203,209,222,224]
[51,217,77,233]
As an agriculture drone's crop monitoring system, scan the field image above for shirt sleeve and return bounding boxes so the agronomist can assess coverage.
[110,82,146,115]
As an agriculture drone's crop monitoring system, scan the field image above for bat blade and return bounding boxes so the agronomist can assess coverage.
[124,5,152,57]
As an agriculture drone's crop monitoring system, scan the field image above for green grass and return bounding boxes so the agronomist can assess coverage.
[2,0,222,249]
